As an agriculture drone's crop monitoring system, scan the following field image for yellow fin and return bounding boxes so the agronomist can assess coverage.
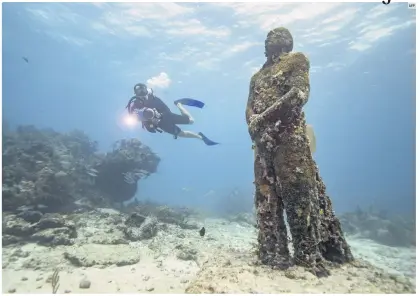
[305,124,316,154]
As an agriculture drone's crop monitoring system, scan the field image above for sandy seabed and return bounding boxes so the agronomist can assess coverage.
[2,211,416,294]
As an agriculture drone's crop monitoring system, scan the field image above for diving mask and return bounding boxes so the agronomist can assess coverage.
[134,83,151,98]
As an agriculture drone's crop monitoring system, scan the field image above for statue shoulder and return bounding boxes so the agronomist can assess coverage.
[250,70,262,84]
[282,52,310,71]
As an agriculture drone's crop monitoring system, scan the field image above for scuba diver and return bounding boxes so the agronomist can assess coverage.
[125,83,219,146]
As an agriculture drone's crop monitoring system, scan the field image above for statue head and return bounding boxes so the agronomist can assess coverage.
[265,27,293,59]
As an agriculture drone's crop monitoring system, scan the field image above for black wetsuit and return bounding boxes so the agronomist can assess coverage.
[131,94,190,137]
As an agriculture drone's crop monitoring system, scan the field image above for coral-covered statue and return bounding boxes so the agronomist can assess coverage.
[246,27,353,276]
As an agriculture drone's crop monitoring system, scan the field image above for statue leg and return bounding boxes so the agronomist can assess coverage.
[254,146,290,267]
[315,167,354,263]
[272,119,328,276]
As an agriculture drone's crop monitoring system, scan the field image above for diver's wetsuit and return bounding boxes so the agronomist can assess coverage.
[131,94,190,137]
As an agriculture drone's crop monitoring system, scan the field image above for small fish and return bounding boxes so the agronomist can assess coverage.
[22,57,29,63]
[199,227,205,237]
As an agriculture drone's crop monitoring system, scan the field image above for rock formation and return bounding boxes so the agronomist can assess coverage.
[246,27,353,276]
[340,206,416,247]
[95,138,159,204]
[2,124,160,212]
[2,201,199,248]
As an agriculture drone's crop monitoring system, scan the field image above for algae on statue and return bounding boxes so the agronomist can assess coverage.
[246,27,353,276]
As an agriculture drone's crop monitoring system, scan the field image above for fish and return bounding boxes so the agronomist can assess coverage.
[22,57,29,63]
[199,227,205,237]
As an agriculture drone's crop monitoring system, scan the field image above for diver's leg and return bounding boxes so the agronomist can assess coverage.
[177,129,219,145]
[177,130,203,140]
[159,119,200,140]
[176,103,194,124]
[159,119,217,145]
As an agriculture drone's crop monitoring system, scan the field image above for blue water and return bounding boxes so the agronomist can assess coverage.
[2,2,416,216]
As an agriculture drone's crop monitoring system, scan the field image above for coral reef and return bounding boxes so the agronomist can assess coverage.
[2,124,160,212]
[3,212,77,247]
[123,215,158,241]
[2,200,199,248]
[125,200,200,230]
[1,209,415,293]
[246,27,353,276]
[95,139,159,203]
[340,206,415,247]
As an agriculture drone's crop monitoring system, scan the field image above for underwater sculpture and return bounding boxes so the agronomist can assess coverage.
[246,27,353,276]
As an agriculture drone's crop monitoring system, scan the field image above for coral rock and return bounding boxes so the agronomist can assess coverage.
[2,125,160,210]
[124,216,158,241]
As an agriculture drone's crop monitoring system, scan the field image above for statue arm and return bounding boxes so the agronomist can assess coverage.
[245,74,257,125]
[249,53,310,135]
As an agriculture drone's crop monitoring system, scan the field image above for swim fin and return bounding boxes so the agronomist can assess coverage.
[174,98,205,108]
[198,132,219,146]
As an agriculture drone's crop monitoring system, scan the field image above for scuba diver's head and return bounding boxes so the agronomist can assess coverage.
[134,83,149,98]
[127,83,153,114]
